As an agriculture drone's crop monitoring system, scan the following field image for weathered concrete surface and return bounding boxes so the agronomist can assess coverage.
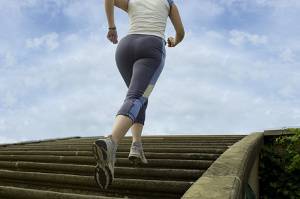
[264,128,297,136]
[248,155,259,197]
[182,132,264,199]
[0,135,245,199]
[0,185,118,199]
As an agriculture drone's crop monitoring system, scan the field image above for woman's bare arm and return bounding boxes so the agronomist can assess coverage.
[105,0,118,44]
[168,4,185,47]
[114,0,128,12]
[105,0,115,28]
[105,0,128,27]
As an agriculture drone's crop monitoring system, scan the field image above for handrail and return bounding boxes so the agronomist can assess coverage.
[182,131,264,199]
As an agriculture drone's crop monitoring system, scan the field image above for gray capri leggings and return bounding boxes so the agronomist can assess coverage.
[115,34,166,125]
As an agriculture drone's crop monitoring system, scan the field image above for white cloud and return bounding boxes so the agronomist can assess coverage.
[229,30,268,46]
[63,0,102,24]
[0,133,17,144]
[255,0,300,8]
[0,118,18,144]
[0,51,16,68]
[220,0,300,8]
[143,31,300,133]
[1,0,299,142]
[177,0,224,26]
[0,31,124,140]
[63,33,80,43]
[26,32,60,51]
[195,0,224,17]
[279,48,295,63]
[1,92,18,109]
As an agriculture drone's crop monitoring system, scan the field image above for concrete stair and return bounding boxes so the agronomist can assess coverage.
[0,135,245,199]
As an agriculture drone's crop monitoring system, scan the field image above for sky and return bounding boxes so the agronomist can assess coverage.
[0,0,300,143]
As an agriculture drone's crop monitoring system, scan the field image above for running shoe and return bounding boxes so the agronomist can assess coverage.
[92,135,118,189]
[128,141,148,166]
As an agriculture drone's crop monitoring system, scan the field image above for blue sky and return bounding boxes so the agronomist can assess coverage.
[0,0,300,143]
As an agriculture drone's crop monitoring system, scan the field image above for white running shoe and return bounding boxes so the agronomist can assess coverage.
[128,141,148,166]
[92,135,118,189]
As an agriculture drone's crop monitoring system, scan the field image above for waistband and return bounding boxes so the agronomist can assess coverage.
[125,34,167,46]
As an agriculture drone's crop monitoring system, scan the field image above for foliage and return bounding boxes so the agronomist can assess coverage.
[275,128,300,173]
[259,128,300,199]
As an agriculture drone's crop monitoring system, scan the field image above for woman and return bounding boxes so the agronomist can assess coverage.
[92,0,185,189]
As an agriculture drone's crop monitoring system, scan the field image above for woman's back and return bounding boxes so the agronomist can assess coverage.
[127,0,174,39]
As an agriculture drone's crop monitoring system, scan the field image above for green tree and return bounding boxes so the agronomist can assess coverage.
[259,128,300,199]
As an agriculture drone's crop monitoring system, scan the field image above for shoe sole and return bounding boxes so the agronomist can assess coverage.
[93,140,108,162]
[92,140,113,187]
[128,155,145,166]
[94,164,108,189]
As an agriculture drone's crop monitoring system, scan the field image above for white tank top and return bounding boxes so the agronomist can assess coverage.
[127,0,174,40]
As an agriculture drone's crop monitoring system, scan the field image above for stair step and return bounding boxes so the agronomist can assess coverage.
[0,151,220,160]
[0,169,193,194]
[0,155,213,169]
[0,185,115,199]
[0,147,226,154]
[0,161,204,181]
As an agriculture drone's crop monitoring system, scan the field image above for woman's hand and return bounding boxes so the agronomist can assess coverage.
[167,37,176,47]
[107,29,118,44]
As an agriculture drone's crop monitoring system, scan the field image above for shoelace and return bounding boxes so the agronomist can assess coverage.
[132,145,143,153]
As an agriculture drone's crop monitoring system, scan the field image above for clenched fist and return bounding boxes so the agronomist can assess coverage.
[167,37,176,47]
[107,29,118,44]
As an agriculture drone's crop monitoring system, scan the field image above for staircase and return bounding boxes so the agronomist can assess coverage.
[0,135,245,199]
